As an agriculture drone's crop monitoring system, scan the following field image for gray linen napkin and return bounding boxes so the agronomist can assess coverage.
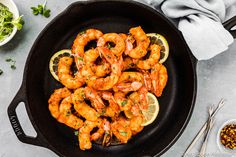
[140,0,236,60]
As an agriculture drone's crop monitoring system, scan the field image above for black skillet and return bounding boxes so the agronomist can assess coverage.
[7,1,236,157]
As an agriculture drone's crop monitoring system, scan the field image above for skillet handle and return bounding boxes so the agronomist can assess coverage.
[223,16,236,38]
[7,85,47,147]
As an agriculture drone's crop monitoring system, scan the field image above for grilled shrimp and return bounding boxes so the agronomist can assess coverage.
[136,44,161,70]
[84,48,111,77]
[123,57,136,71]
[79,118,112,150]
[126,26,150,59]
[57,96,83,129]
[58,57,84,89]
[72,88,99,121]
[84,86,106,114]
[72,29,103,69]
[151,63,168,97]
[101,92,120,117]
[79,119,102,150]
[48,87,71,119]
[111,117,132,143]
[87,47,123,90]
[113,72,144,92]
[114,92,132,111]
[97,33,125,57]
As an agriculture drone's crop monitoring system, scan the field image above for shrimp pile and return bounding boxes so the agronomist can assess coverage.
[48,26,168,150]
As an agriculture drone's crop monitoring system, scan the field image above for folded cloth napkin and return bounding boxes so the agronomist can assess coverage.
[139,0,236,60]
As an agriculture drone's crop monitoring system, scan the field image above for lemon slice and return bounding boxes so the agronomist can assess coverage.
[49,49,72,81]
[141,92,160,126]
[147,33,169,63]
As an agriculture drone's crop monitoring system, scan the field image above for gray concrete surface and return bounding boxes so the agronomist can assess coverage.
[0,0,236,157]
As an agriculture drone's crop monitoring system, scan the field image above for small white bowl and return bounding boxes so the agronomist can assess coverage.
[0,0,19,46]
[217,119,236,154]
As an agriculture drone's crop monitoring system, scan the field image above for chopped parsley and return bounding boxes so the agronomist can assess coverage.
[120,131,127,136]
[107,43,112,49]
[77,57,83,61]
[78,31,85,35]
[121,100,127,106]
[74,131,79,136]
[0,3,24,42]
[5,57,16,70]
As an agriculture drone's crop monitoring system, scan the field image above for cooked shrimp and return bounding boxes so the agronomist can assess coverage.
[57,96,83,129]
[130,115,144,135]
[79,119,102,150]
[48,87,71,119]
[151,63,168,97]
[84,86,106,114]
[79,118,111,149]
[142,70,152,91]
[138,86,148,110]
[97,33,125,57]
[72,29,103,69]
[87,47,123,90]
[136,44,161,70]
[101,92,120,117]
[111,117,132,143]
[123,57,136,71]
[126,26,150,59]
[113,72,144,92]
[58,57,84,89]
[72,88,99,121]
[84,48,111,77]
[114,92,132,111]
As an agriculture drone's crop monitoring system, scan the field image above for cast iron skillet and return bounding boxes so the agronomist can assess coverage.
[7,1,236,157]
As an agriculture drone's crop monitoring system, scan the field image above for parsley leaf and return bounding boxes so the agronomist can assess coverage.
[121,100,127,106]
[119,131,127,136]
[31,1,51,18]
[11,64,16,70]
[5,57,16,70]
[74,131,79,136]
[0,69,3,75]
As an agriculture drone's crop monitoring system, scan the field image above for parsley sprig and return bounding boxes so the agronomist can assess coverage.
[5,57,16,69]
[31,1,51,18]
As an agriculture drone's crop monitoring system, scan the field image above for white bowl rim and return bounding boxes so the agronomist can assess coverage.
[216,119,236,154]
[0,0,19,46]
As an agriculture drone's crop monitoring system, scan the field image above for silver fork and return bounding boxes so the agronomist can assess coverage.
[183,99,225,157]
[199,105,215,157]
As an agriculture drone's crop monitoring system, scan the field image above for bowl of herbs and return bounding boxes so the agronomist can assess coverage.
[0,0,24,46]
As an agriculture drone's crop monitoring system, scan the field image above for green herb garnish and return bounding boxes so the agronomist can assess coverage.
[0,3,24,42]
[10,64,16,70]
[120,131,127,136]
[0,69,3,75]
[74,131,79,136]
[107,43,112,49]
[77,57,83,61]
[31,1,51,18]
[78,31,85,35]
[5,57,16,70]
[121,100,127,107]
